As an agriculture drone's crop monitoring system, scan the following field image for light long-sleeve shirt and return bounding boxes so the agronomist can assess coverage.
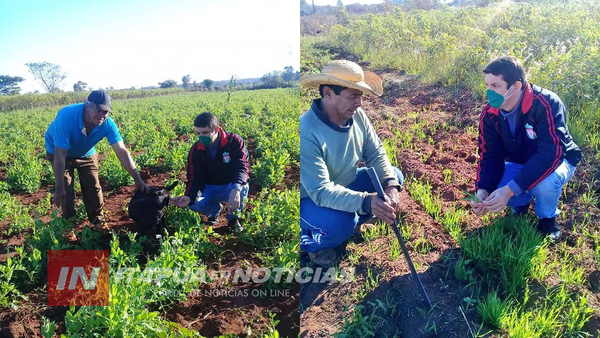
[300,99,399,214]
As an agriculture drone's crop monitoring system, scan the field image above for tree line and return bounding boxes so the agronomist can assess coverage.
[0,62,300,96]
[158,66,300,91]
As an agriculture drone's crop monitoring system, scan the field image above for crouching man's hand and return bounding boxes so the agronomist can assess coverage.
[482,186,514,214]
[384,186,401,211]
[371,193,396,225]
[228,188,241,213]
[470,189,490,215]
[170,196,191,208]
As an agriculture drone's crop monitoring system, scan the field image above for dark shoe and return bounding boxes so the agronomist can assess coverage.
[307,244,346,269]
[512,203,530,217]
[300,251,310,269]
[206,216,218,225]
[228,218,243,233]
[538,217,562,241]
[308,249,341,269]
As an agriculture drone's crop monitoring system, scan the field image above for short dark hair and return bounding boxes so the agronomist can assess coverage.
[483,56,527,88]
[194,112,219,130]
[319,84,347,98]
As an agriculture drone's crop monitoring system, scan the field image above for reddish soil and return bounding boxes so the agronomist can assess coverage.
[0,137,300,337]
[161,234,300,336]
[300,72,600,337]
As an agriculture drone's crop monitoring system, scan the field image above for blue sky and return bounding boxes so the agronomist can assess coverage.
[0,0,299,93]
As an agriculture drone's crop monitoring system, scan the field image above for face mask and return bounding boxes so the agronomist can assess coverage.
[486,84,515,109]
[199,135,212,146]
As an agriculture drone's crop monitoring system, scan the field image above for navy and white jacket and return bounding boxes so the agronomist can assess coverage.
[476,83,581,195]
[185,127,250,203]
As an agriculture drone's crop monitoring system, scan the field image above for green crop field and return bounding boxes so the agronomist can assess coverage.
[0,88,301,337]
[300,0,600,337]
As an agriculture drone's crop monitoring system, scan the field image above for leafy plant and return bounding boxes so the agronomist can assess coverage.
[6,156,43,193]
[99,151,133,189]
[461,189,481,203]
[0,250,28,309]
[40,316,56,338]
[256,240,299,288]
[252,148,290,189]
[477,290,511,328]
[241,189,299,249]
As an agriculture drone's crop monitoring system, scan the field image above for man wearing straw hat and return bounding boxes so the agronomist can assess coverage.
[300,60,404,267]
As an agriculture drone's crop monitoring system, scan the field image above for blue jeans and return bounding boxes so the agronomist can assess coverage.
[189,183,249,221]
[300,167,404,253]
[499,159,575,218]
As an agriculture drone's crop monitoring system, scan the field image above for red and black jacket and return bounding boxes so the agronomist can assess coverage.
[185,127,250,203]
[476,83,581,194]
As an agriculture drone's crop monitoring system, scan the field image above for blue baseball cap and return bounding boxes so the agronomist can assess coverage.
[87,90,111,111]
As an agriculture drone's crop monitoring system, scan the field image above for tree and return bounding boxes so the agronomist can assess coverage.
[404,0,440,10]
[202,79,214,91]
[73,81,88,92]
[300,0,311,16]
[282,66,300,83]
[0,75,25,95]
[261,71,285,88]
[336,5,350,25]
[159,79,177,88]
[25,62,67,93]
[182,75,191,89]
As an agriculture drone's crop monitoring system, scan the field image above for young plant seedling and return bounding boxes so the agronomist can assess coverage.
[461,189,481,203]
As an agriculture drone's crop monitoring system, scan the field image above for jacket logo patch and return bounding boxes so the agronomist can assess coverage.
[222,152,231,163]
[525,123,537,140]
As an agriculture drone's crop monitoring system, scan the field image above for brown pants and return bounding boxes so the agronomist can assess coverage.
[45,152,104,224]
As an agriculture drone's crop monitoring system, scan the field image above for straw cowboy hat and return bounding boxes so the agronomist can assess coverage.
[300,60,383,96]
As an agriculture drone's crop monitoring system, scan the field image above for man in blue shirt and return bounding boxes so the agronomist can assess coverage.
[45,90,149,234]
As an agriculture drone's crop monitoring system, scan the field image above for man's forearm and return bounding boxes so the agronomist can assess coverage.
[309,183,370,214]
[53,155,66,190]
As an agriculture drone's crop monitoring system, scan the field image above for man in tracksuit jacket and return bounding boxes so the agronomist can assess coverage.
[170,112,250,233]
[471,56,581,240]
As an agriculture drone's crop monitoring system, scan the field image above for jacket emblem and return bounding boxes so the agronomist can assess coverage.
[525,123,537,140]
[223,152,231,163]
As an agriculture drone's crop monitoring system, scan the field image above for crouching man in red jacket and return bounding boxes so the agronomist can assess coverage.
[471,56,581,240]
[171,112,250,233]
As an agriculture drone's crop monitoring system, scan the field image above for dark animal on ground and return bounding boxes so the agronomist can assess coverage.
[128,181,178,235]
